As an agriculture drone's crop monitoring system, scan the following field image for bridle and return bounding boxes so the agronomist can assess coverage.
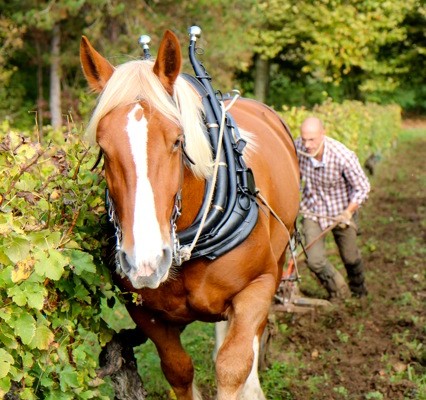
[103,130,192,271]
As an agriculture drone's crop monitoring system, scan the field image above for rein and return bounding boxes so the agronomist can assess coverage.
[255,191,302,279]
[300,210,357,230]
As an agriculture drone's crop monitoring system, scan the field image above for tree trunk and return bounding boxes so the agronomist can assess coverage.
[36,40,44,141]
[50,23,62,129]
[254,55,270,104]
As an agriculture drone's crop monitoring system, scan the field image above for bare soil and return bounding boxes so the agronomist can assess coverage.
[267,129,426,399]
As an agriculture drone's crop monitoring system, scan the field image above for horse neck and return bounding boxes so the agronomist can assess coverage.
[176,167,206,230]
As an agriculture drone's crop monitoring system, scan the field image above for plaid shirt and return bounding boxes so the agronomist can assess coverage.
[295,136,370,229]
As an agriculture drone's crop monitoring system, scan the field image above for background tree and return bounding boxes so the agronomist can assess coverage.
[0,0,424,132]
[241,0,425,111]
[0,0,256,131]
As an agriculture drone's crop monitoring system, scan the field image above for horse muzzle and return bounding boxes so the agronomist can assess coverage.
[117,246,172,289]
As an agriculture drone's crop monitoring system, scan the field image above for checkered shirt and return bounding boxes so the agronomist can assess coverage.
[295,136,370,230]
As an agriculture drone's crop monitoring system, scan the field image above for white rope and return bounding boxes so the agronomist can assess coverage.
[255,191,300,279]
[297,139,324,158]
[300,210,357,229]
[179,91,241,262]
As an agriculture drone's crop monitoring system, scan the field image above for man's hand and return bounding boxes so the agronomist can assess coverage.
[336,209,353,228]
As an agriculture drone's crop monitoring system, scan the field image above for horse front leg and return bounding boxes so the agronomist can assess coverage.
[97,329,148,399]
[215,273,276,400]
[126,304,201,400]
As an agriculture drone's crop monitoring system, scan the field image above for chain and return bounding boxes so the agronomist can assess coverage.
[106,191,123,271]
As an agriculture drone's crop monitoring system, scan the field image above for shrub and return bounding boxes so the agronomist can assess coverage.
[280,100,402,163]
[0,122,116,399]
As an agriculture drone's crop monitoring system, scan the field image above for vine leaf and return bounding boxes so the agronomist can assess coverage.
[14,312,36,345]
[11,256,35,283]
[34,249,69,281]
[68,250,96,275]
[3,234,30,264]
[29,324,54,351]
[0,348,14,379]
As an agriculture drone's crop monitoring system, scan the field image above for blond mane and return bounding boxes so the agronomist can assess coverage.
[86,60,213,179]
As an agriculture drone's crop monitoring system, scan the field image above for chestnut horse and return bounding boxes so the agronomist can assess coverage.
[80,30,299,400]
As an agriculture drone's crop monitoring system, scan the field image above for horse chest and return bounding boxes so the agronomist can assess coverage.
[116,271,226,323]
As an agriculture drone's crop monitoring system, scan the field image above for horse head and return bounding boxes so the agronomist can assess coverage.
[80,31,209,289]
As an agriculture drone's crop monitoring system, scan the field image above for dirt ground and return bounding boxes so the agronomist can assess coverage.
[267,126,426,399]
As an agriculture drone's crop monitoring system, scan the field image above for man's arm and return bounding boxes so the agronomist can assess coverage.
[343,151,371,207]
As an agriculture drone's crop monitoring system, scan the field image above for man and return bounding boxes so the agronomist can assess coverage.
[295,117,370,299]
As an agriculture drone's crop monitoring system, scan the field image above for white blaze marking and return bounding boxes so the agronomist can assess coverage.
[126,104,163,270]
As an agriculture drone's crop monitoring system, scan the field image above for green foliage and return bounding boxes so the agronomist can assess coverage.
[244,0,425,111]
[280,100,402,163]
[0,123,117,399]
[260,361,296,399]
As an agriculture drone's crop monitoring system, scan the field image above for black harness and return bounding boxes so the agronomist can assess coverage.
[176,73,258,260]
[171,25,260,261]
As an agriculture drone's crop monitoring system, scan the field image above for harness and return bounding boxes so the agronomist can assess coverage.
[174,74,258,262]
[171,26,258,263]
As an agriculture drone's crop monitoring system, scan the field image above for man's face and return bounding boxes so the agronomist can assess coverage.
[301,127,324,156]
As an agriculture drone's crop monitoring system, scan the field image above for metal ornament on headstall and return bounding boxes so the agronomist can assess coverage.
[138,35,152,60]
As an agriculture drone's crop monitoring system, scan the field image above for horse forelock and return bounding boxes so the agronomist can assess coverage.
[86,60,213,179]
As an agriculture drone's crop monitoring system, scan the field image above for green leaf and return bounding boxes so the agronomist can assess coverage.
[45,390,74,400]
[29,324,54,351]
[59,364,80,391]
[0,348,14,379]
[14,172,38,191]
[68,249,96,275]
[7,282,46,310]
[17,387,36,400]
[28,230,62,250]
[21,352,34,370]
[26,286,46,310]
[7,285,27,306]
[2,234,30,264]
[34,249,69,280]
[0,376,12,398]
[0,306,12,323]
[13,312,36,345]
[0,327,18,350]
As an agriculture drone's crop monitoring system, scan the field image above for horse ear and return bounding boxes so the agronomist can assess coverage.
[153,30,182,96]
[80,35,115,93]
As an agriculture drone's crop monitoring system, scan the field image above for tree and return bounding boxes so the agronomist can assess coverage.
[243,0,424,110]
[0,0,258,130]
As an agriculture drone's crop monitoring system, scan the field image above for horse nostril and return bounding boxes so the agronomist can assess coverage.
[162,246,172,265]
[117,251,131,273]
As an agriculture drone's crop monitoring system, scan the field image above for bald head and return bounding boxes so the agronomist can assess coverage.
[300,117,325,136]
[300,117,326,159]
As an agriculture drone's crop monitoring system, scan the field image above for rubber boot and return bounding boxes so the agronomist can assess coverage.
[345,260,368,297]
[316,266,350,300]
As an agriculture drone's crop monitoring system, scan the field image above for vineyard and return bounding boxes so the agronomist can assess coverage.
[0,115,424,399]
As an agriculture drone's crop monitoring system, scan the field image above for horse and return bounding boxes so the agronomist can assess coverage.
[80,29,300,400]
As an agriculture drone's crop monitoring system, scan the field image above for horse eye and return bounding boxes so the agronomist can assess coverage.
[173,135,183,151]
